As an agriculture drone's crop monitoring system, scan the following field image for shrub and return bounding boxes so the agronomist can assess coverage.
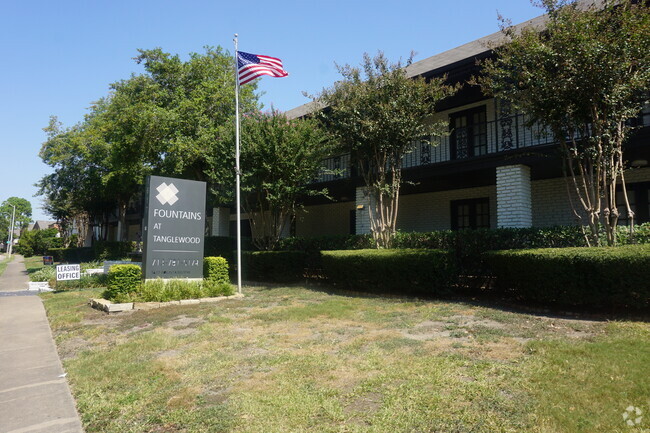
[47,247,95,263]
[29,266,56,282]
[103,264,142,301]
[484,244,650,310]
[54,274,108,290]
[242,251,307,283]
[321,249,457,295]
[204,257,229,283]
[93,241,135,261]
[135,278,234,302]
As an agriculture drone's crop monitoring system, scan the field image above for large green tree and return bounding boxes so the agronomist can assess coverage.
[239,109,331,250]
[39,116,110,246]
[317,52,457,248]
[0,197,33,246]
[478,0,650,246]
[39,46,260,241]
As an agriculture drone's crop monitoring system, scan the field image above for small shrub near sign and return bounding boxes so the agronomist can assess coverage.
[203,257,229,284]
[104,264,142,301]
[56,264,81,281]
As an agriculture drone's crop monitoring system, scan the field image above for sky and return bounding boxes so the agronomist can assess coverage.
[0,0,544,222]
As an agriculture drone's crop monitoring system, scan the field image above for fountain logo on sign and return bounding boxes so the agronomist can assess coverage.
[142,175,206,280]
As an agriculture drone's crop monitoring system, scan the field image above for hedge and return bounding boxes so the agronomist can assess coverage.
[103,264,142,301]
[204,256,229,284]
[320,249,457,296]
[484,244,650,310]
[47,241,136,263]
[242,251,307,283]
[204,236,253,265]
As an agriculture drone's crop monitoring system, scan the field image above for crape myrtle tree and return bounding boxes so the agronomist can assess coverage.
[239,109,331,250]
[317,52,457,248]
[477,0,650,246]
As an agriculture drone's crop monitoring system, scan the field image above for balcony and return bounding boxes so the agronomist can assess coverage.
[313,110,650,183]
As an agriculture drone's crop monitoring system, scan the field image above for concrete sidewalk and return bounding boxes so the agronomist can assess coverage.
[0,256,84,433]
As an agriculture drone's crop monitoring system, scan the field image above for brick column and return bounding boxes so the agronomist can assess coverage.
[355,187,372,235]
[211,207,231,236]
[496,164,532,228]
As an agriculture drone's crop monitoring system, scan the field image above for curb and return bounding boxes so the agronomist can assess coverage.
[89,293,245,313]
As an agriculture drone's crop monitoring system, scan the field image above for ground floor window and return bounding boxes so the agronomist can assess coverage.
[450,198,490,230]
[617,182,650,225]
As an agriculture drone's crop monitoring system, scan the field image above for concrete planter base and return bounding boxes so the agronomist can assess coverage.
[90,293,244,313]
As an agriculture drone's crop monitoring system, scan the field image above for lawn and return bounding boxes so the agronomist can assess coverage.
[41,285,650,433]
[0,253,13,277]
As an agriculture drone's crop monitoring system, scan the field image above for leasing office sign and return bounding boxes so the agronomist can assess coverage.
[142,175,206,279]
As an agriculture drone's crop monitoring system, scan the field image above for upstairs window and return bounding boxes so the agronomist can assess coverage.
[450,106,488,159]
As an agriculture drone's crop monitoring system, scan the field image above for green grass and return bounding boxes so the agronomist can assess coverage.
[0,253,13,277]
[41,285,650,433]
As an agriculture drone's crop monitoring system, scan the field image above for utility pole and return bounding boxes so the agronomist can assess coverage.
[7,204,16,255]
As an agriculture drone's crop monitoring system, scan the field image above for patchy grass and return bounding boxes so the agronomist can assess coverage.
[41,285,649,433]
[0,254,13,277]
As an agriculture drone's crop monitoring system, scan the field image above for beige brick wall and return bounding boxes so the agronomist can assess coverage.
[396,186,497,232]
[531,167,650,227]
[295,201,355,237]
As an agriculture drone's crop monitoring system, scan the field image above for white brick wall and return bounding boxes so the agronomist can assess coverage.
[356,187,372,234]
[210,207,230,236]
[496,164,532,228]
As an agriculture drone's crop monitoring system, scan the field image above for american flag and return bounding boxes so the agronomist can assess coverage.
[237,51,289,85]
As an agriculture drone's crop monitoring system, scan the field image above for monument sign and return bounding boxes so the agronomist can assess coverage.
[142,175,206,279]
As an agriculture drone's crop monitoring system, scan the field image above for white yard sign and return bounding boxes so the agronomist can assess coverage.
[56,264,81,281]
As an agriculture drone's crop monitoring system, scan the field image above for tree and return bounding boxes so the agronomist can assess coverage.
[317,52,457,248]
[0,197,33,244]
[239,109,331,250]
[39,47,260,242]
[39,116,111,246]
[477,0,650,246]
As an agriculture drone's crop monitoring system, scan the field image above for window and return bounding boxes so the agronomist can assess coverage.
[617,182,650,225]
[450,198,490,230]
[450,106,488,159]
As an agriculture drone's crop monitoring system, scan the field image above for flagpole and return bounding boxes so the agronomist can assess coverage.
[234,34,243,294]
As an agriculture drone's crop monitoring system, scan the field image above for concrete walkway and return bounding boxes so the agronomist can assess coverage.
[0,256,84,433]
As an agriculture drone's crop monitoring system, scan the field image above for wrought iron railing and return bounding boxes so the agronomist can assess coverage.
[312,110,649,183]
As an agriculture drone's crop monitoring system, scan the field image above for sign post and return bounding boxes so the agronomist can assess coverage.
[142,175,206,280]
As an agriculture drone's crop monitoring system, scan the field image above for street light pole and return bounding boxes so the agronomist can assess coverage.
[7,205,16,255]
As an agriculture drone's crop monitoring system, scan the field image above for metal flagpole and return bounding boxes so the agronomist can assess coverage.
[7,204,16,255]
[233,34,243,294]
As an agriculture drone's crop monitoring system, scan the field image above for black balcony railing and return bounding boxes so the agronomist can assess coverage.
[312,110,650,183]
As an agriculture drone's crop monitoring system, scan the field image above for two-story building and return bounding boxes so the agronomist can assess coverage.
[251,12,650,238]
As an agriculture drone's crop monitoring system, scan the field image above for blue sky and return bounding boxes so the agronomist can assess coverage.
[0,0,543,221]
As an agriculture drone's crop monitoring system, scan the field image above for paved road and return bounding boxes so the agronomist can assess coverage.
[0,256,84,433]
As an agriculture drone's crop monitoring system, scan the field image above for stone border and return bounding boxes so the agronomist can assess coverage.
[89,293,244,313]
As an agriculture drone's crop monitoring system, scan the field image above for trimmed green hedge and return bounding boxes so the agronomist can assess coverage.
[104,264,142,301]
[321,249,457,295]
[242,251,307,283]
[204,256,229,284]
[47,241,136,263]
[484,244,650,310]
[204,236,253,264]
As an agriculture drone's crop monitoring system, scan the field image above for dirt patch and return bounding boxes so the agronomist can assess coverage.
[57,336,93,361]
